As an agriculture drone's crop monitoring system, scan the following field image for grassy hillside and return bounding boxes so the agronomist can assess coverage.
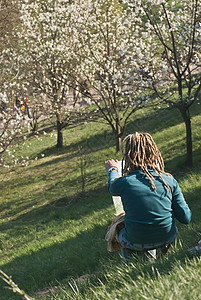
[0,103,201,299]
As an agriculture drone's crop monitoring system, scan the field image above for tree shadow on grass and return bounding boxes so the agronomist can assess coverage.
[0,221,198,300]
[28,111,181,171]
[157,145,201,176]
[28,103,199,168]
[0,155,111,225]
[0,185,112,231]
[26,127,115,170]
[0,173,200,299]
[126,101,201,136]
[1,147,200,231]
[184,185,201,240]
[24,100,201,175]
[125,106,181,136]
[0,222,118,300]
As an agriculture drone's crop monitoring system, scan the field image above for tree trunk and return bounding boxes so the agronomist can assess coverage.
[32,122,38,133]
[56,113,63,148]
[115,119,123,153]
[31,111,38,134]
[115,134,122,153]
[179,107,193,167]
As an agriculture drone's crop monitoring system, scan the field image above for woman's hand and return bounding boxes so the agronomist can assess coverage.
[105,159,119,170]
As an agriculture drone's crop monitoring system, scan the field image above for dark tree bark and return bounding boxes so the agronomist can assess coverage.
[56,113,63,148]
[179,106,193,167]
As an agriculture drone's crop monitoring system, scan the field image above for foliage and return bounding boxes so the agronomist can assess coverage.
[2,0,200,162]
[0,0,31,166]
[123,0,201,166]
[72,0,150,151]
[0,0,21,89]
[0,100,31,168]
[18,0,79,147]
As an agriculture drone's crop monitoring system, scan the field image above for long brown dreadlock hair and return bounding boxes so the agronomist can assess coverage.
[122,132,171,191]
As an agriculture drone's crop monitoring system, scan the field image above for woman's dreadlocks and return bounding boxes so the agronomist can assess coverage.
[122,132,171,191]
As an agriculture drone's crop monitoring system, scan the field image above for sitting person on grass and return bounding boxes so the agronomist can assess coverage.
[105,132,191,263]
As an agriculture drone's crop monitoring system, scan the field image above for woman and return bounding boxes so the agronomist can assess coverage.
[105,132,191,261]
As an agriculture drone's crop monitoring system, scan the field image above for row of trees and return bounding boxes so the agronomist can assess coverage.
[1,0,201,166]
[0,0,25,161]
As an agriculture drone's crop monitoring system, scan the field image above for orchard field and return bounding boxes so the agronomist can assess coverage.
[0,103,201,299]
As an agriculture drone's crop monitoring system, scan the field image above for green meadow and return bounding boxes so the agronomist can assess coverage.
[0,103,201,299]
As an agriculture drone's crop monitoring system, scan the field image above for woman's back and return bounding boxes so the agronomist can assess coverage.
[105,132,191,250]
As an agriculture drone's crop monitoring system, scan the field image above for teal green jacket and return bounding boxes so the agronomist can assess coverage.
[108,167,191,244]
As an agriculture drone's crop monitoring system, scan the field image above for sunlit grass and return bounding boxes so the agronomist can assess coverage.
[0,103,200,299]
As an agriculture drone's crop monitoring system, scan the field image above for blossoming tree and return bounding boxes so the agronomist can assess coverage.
[123,0,201,166]
[72,0,150,152]
[0,0,28,166]
[18,0,78,147]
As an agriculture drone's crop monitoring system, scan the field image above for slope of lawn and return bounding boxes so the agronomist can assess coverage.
[0,103,200,299]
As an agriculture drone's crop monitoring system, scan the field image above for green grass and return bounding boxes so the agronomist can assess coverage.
[0,103,201,299]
